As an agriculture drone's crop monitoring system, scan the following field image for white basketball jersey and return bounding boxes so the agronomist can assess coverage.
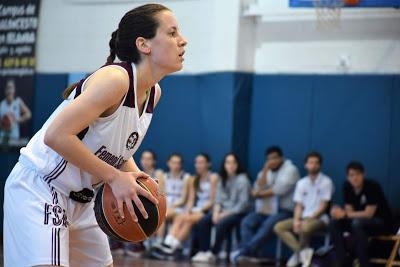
[193,173,214,210]
[165,172,188,206]
[19,62,158,196]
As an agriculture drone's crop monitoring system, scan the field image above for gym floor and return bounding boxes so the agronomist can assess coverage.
[0,249,268,266]
[112,255,264,267]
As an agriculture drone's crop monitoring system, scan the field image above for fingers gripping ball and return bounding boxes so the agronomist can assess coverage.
[94,177,166,242]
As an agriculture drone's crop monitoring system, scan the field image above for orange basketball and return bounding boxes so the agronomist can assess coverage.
[94,177,166,242]
[1,113,14,131]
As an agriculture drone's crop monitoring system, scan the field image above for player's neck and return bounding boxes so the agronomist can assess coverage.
[200,171,209,179]
[136,60,165,93]
[144,167,155,175]
[170,170,182,177]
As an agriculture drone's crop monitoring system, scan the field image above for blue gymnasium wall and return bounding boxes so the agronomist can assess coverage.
[248,74,400,210]
[0,73,399,232]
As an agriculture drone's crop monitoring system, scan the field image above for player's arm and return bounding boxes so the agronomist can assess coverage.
[154,170,165,191]
[185,176,195,212]
[18,97,32,123]
[44,66,157,221]
[121,157,141,172]
[44,66,130,182]
[173,175,190,208]
[200,173,218,213]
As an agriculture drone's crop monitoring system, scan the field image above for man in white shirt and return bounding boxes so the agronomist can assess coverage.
[274,152,333,267]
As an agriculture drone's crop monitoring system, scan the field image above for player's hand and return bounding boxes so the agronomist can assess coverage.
[109,170,159,222]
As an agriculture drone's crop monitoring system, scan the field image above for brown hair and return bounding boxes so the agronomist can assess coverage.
[193,153,211,192]
[63,4,170,99]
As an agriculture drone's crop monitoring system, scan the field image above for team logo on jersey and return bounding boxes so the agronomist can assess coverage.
[126,132,139,150]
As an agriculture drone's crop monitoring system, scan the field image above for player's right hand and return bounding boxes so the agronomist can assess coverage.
[108,170,158,222]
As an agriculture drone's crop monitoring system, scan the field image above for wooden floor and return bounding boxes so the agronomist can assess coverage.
[114,255,223,267]
[0,249,272,267]
[112,255,268,267]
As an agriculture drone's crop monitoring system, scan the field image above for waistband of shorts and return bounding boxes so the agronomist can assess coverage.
[18,156,41,175]
[18,157,68,196]
[19,156,95,203]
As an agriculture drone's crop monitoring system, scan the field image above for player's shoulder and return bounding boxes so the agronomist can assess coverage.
[209,172,219,182]
[90,64,130,93]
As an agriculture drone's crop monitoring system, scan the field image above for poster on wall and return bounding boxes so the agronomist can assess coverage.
[0,0,40,150]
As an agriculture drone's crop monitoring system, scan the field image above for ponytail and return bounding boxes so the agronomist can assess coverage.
[106,30,118,64]
[62,82,79,100]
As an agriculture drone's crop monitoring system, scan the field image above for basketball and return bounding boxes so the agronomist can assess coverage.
[94,177,166,242]
[1,113,15,131]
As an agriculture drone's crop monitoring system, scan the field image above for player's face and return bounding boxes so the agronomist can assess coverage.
[224,155,238,177]
[5,81,15,101]
[141,151,155,172]
[305,157,321,175]
[195,155,209,175]
[148,10,187,73]
[168,155,182,173]
[347,169,364,189]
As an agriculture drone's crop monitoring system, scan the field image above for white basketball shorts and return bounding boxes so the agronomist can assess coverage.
[3,162,113,267]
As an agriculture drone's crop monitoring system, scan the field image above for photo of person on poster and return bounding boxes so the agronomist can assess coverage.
[0,79,32,145]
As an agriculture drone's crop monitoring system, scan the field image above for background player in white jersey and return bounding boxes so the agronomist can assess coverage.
[3,4,187,267]
[155,153,191,242]
[151,153,218,259]
[140,149,165,183]
[0,79,31,141]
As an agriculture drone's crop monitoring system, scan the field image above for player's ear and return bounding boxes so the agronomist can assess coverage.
[136,37,151,55]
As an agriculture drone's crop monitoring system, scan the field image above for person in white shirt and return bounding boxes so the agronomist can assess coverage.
[274,151,333,267]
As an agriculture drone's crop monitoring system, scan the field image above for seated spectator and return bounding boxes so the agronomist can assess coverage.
[191,152,251,263]
[274,151,333,267]
[151,153,218,259]
[140,149,165,180]
[110,149,164,257]
[330,161,393,267]
[231,146,300,264]
[155,153,191,243]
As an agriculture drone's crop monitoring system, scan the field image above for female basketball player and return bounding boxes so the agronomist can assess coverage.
[3,4,187,267]
[151,153,218,259]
